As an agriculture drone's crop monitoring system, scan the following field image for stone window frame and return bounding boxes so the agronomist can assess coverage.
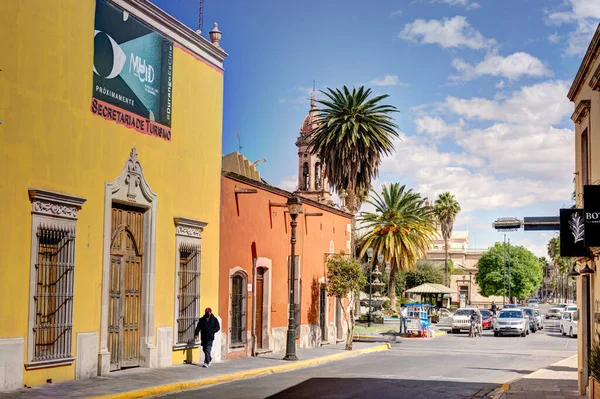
[26,189,86,369]
[172,217,207,349]
[228,267,248,351]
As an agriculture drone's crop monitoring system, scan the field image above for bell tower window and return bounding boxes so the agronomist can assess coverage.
[302,162,310,191]
[315,163,322,191]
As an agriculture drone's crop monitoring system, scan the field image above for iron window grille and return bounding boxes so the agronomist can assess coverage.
[230,274,246,346]
[33,225,75,362]
[177,243,200,344]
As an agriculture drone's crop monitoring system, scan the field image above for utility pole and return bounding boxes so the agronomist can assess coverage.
[507,238,511,303]
[503,234,507,306]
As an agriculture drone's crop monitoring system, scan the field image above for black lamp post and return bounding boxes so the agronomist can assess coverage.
[283,196,302,361]
[468,271,473,306]
[366,247,374,327]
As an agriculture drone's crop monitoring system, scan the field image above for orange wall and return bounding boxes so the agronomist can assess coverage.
[219,175,351,342]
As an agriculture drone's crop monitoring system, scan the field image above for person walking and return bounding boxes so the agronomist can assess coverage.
[194,307,220,367]
[491,301,497,316]
[399,305,408,335]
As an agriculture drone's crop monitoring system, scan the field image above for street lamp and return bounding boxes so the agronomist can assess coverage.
[468,271,473,306]
[283,196,302,361]
[366,247,374,327]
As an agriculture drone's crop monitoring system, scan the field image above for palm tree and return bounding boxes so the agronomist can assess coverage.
[358,183,437,309]
[434,192,461,287]
[308,86,399,253]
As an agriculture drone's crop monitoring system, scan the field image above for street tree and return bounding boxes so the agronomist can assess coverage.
[358,183,436,309]
[476,242,543,302]
[434,192,461,286]
[400,260,445,290]
[309,86,399,254]
[326,251,367,350]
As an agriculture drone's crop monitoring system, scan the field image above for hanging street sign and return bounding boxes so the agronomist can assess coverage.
[560,208,587,257]
[584,185,600,247]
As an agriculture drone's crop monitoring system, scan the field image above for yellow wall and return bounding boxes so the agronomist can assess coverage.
[0,0,223,386]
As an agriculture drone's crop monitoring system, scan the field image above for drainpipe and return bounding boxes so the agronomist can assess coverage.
[251,257,257,356]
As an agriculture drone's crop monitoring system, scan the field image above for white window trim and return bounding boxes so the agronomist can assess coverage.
[26,189,86,369]
[172,217,207,350]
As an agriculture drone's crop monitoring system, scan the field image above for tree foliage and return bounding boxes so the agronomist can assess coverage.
[326,251,367,350]
[399,260,445,289]
[434,192,461,286]
[476,242,543,300]
[358,183,436,309]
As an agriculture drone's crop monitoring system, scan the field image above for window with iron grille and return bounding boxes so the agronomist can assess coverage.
[230,274,246,346]
[177,243,200,344]
[33,225,75,362]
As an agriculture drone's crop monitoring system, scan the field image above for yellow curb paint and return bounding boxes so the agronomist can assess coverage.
[87,344,390,399]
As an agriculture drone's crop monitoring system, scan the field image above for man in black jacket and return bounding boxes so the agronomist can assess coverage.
[194,307,220,367]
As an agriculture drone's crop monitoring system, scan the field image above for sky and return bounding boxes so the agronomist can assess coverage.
[150,0,600,258]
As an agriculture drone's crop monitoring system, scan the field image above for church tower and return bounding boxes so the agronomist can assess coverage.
[294,92,332,204]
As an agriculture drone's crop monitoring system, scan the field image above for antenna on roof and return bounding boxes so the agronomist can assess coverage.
[237,132,243,153]
[198,0,204,34]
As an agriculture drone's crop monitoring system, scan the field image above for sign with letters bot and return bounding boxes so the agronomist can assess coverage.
[584,185,600,247]
[559,208,586,257]
[91,0,173,140]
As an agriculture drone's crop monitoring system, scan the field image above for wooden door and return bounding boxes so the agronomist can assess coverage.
[319,286,327,341]
[255,269,265,349]
[108,205,144,371]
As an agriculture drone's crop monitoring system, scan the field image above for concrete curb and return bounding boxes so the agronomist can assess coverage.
[87,343,391,399]
[491,354,578,399]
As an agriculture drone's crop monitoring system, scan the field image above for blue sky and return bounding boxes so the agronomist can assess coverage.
[150,0,600,257]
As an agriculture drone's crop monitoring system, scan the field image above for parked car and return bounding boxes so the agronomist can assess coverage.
[533,309,543,330]
[452,308,480,334]
[565,305,577,313]
[493,309,528,337]
[438,308,454,318]
[520,308,538,332]
[503,304,517,309]
[546,307,562,319]
[527,299,540,308]
[480,309,492,330]
[560,310,579,338]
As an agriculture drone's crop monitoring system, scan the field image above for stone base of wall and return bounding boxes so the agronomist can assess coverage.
[76,333,98,380]
[156,327,173,368]
[271,327,287,354]
[0,337,24,391]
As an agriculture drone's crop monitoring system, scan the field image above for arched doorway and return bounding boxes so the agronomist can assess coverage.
[108,204,145,370]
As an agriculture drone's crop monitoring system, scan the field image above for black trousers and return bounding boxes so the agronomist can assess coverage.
[202,341,213,364]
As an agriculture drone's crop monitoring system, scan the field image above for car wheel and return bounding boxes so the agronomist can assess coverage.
[494,331,499,337]
[521,331,527,337]
[452,328,459,334]
[561,326,565,336]
[570,327,574,338]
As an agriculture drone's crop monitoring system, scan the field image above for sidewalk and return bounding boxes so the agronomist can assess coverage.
[0,342,389,399]
[494,355,585,399]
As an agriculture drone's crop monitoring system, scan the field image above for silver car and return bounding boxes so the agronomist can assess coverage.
[494,309,528,337]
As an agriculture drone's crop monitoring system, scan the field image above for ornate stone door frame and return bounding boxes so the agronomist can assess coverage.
[99,148,158,375]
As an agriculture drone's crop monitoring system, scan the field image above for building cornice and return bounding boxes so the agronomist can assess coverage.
[568,23,600,101]
[222,171,353,219]
[109,0,228,71]
[571,100,591,123]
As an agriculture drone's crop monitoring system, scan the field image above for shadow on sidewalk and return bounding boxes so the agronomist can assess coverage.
[264,377,498,399]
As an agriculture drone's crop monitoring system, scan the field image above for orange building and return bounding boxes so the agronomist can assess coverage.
[218,153,352,359]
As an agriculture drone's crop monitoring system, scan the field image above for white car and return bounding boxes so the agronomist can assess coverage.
[452,308,480,334]
[546,307,562,319]
[560,310,578,338]
[527,299,540,308]
[493,309,528,337]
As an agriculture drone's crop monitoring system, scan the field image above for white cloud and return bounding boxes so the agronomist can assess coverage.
[370,75,409,87]
[399,16,495,50]
[546,0,600,56]
[277,175,297,192]
[495,80,505,88]
[390,10,402,17]
[548,33,561,44]
[414,116,465,139]
[432,0,481,10]
[451,52,551,81]
[443,80,572,125]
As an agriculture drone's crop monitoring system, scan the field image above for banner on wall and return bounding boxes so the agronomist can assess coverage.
[584,185,600,247]
[91,0,173,140]
[559,208,587,257]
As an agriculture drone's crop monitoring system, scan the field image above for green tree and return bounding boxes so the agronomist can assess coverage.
[326,251,367,350]
[358,183,436,309]
[476,242,543,302]
[434,192,461,286]
[401,260,445,289]
[309,86,399,253]
[547,237,572,302]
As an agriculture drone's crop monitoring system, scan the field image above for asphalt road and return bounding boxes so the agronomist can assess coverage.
[161,310,576,399]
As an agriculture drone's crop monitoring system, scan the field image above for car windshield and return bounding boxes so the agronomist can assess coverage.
[499,311,522,319]
[455,309,475,316]
[480,310,490,317]
[557,304,568,308]
[522,308,534,316]
[503,304,516,308]
[529,299,539,303]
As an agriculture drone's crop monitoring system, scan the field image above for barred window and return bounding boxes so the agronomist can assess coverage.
[33,225,75,362]
[177,244,200,344]
[230,274,246,346]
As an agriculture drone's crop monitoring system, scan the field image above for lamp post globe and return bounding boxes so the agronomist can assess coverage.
[283,196,302,361]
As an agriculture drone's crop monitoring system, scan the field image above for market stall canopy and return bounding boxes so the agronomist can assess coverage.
[405,283,455,294]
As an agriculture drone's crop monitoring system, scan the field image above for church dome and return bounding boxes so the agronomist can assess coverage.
[300,97,318,135]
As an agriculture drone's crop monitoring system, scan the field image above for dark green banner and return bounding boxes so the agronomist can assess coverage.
[92,0,173,139]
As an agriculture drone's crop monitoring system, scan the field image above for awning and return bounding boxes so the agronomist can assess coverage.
[405,283,455,294]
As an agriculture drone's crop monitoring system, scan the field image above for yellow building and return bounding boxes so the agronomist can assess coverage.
[567,23,600,396]
[0,0,227,390]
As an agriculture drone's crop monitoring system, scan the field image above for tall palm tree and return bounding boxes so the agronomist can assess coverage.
[308,86,399,253]
[358,183,437,309]
[434,192,461,287]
